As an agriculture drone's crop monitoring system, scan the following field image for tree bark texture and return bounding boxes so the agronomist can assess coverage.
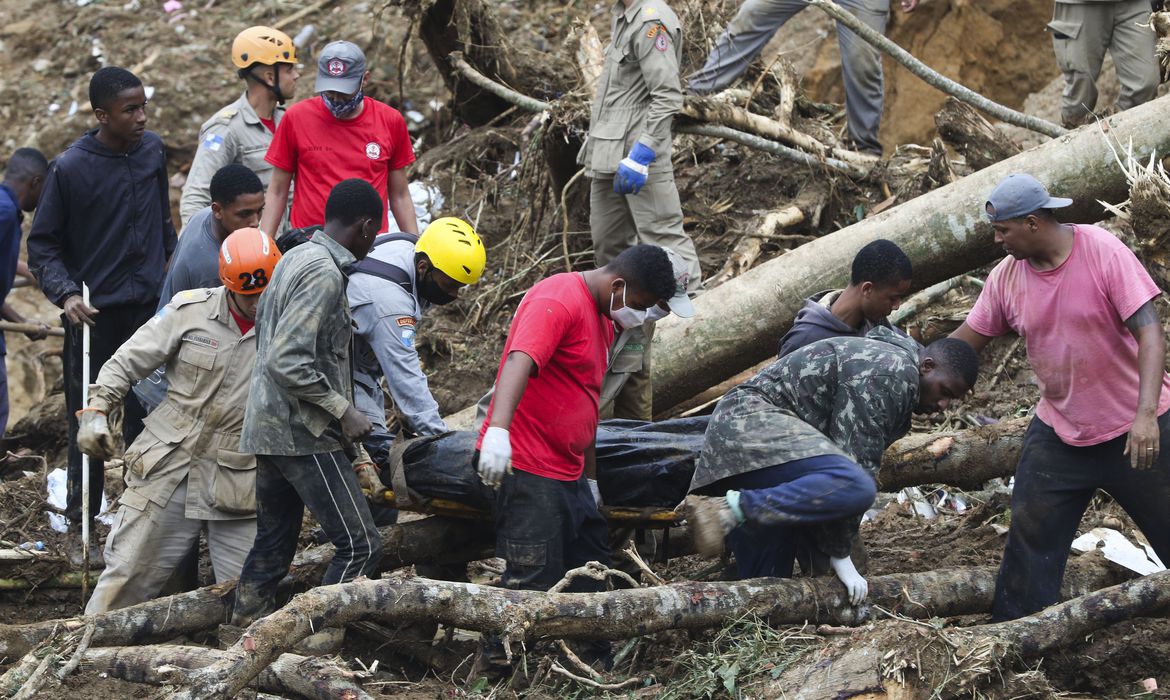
[935,97,1022,172]
[877,417,1028,491]
[169,561,1122,700]
[650,95,1170,412]
[83,645,373,700]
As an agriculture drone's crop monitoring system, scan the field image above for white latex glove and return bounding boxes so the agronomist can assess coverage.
[77,409,116,460]
[587,478,602,507]
[830,555,868,606]
[478,427,512,488]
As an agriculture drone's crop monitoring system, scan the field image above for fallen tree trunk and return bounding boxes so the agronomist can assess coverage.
[170,560,1123,700]
[650,96,1170,412]
[935,97,1022,172]
[878,416,1029,491]
[84,645,372,700]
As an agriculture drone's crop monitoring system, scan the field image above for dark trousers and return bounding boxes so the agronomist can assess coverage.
[991,413,1170,621]
[495,469,611,592]
[713,454,877,578]
[63,302,156,524]
[233,451,382,622]
[0,354,8,438]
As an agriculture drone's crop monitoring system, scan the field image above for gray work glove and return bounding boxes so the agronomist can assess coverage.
[77,409,116,460]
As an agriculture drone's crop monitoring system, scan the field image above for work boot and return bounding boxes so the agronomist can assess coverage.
[683,495,738,558]
[293,626,346,655]
[66,524,104,569]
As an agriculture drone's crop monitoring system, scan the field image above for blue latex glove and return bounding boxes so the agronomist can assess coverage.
[614,142,656,195]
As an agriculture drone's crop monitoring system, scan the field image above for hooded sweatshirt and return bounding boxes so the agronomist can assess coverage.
[777,289,892,359]
[28,130,177,308]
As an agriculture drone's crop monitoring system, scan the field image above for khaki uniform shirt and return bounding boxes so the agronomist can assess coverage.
[179,93,289,227]
[241,235,357,456]
[599,320,651,416]
[90,287,257,520]
[579,0,684,177]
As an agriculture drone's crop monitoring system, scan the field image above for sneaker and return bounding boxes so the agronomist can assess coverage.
[293,626,345,655]
[684,495,736,558]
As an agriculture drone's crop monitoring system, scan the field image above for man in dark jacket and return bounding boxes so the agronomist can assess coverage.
[777,239,911,358]
[28,66,177,556]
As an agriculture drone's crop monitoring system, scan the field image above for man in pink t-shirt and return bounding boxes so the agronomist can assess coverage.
[472,245,677,667]
[952,173,1170,621]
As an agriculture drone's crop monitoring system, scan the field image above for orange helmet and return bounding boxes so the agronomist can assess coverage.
[232,26,297,69]
[220,228,282,295]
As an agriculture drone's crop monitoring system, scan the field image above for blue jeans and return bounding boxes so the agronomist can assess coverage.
[713,454,877,578]
[992,413,1170,620]
[233,451,382,623]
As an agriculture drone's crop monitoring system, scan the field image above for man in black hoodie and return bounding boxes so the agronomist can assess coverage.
[777,239,912,359]
[28,66,177,559]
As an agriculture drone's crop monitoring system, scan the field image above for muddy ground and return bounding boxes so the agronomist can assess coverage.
[1,0,1169,698]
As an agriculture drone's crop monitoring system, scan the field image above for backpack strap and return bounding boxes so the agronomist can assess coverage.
[353,233,419,296]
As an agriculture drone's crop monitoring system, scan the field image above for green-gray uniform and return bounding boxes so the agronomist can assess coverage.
[1048,0,1157,128]
[580,0,702,286]
[690,327,919,565]
[179,93,291,229]
[84,287,259,614]
[599,321,654,420]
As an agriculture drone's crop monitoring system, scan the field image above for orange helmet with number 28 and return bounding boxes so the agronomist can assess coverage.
[220,227,282,295]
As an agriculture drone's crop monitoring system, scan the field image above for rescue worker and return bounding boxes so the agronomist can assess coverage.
[28,66,177,561]
[179,26,300,229]
[778,239,912,358]
[77,228,281,614]
[475,244,678,668]
[232,179,383,652]
[259,41,418,236]
[688,0,921,154]
[1048,0,1158,128]
[349,217,486,472]
[685,330,978,604]
[580,0,702,418]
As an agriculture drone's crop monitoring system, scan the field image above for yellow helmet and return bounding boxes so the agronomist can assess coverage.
[232,26,297,69]
[415,217,486,285]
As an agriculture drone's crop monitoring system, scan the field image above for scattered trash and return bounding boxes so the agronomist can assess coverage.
[47,103,60,114]
[17,541,45,551]
[67,100,78,117]
[1071,527,1166,576]
[144,85,156,100]
[896,486,937,519]
[45,467,111,533]
[1141,678,1158,693]
[927,487,967,514]
[408,181,444,228]
[293,25,315,48]
[32,58,50,73]
[405,109,426,125]
[162,0,182,12]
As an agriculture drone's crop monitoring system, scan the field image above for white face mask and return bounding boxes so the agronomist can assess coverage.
[644,304,669,323]
[610,283,647,329]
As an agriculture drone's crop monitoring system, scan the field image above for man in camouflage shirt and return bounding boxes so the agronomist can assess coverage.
[685,327,978,604]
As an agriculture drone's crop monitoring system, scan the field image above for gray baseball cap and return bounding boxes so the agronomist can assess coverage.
[985,173,1072,222]
[662,247,695,318]
[315,41,366,94]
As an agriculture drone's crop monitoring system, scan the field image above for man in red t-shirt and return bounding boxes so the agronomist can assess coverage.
[475,245,678,604]
[259,40,417,235]
[952,173,1170,621]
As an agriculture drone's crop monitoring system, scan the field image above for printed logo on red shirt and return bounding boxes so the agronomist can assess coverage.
[327,59,346,76]
[365,142,381,160]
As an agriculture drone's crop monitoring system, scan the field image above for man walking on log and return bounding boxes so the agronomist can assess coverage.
[581,0,702,417]
[951,173,1170,620]
[475,244,678,666]
[28,66,177,564]
[778,238,912,358]
[687,0,920,154]
[232,179,383,652]
[79,228,281,613]
[685,328,978,604]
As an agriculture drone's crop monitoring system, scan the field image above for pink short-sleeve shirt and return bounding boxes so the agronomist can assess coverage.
[966,224,1170,446]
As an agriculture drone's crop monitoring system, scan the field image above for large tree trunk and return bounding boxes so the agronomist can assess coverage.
[935,97,1022,171]
[650,96,1170,413]
[169,560,1123,700]
[878,416,1029,491]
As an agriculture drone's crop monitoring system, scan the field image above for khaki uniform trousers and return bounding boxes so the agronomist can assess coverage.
[85,477,256,614]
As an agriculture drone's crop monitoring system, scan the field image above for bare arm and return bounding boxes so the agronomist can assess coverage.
[260,167,293,236]
[488,351,536,430]
[949,322,994,354]
[386,169,418,235]
[1124,301,1164,469]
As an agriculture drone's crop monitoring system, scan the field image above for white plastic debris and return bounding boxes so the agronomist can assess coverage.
[293,25,315,48]
[1071,527,1166,576]
[409,181,444,228]
[405,110,425,125]
[144,85,156,100]
[896,486,937,519]
[46,467,111,532]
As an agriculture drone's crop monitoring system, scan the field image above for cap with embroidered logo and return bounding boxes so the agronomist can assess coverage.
[315,40,366,94]
[984,173,1072,222]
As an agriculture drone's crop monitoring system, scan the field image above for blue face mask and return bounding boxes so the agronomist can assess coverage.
[322,90,364,119]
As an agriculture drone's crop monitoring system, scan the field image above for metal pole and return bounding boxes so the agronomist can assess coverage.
[80,283,91,603]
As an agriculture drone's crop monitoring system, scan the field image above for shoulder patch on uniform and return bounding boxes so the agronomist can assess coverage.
[217,108,238,121]
[647,24,660,39]
[169,288,213,308]
[182,333,220,349]
[201,133,224,152]
[399,328,416,348]
[643,5,656,16]
[395,317,416,327]
[654,25,670,51]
